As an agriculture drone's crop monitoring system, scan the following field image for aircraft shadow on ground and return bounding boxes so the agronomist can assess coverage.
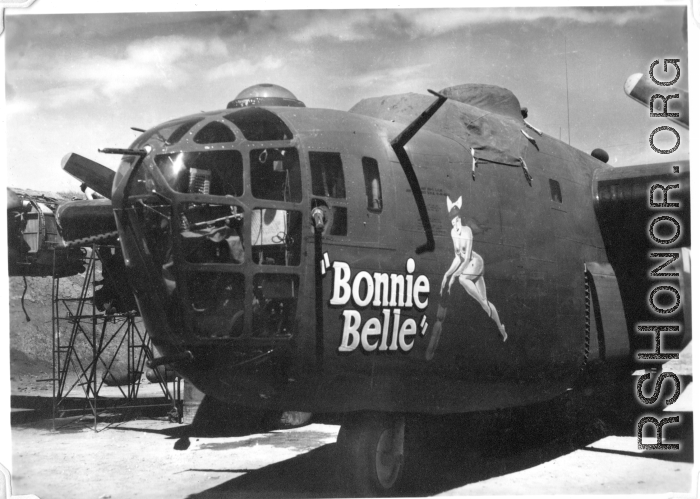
[111,412,288,442]
[182,380,693,498]
[111,398,320,446]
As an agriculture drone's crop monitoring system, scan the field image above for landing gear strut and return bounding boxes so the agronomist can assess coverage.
[336,412,406,497]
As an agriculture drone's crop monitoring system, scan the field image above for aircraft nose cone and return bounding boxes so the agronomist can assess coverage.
[624,73,643,97]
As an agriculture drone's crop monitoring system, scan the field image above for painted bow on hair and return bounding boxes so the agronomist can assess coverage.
[446,195,462,216]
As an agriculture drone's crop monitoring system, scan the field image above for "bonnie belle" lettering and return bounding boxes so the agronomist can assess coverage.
[330,258,430,353]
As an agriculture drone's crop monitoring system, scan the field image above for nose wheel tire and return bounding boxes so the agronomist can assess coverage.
[336,412,405,497]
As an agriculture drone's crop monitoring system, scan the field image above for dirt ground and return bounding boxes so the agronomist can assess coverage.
[9,380,694,498]
[9,398,694,499]
[11,418,341,499]
[8,345,694,498]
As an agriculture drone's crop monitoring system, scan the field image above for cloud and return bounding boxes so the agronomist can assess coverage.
[290,11,379,43]
[15,35,230,109]
[125,35,228,64]
[5,98,38,116]
[5,11,258,48]
[206,56,284,81]
[408,7,656,36]
[289,7,657,42]
[62,35,229,96]
[349,63,433,89]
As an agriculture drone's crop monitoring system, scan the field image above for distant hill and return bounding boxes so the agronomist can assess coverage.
[9,267,134,377]
[8,187,83,203]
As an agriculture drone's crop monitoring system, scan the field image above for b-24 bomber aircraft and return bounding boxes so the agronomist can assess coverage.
[56,82,690,495]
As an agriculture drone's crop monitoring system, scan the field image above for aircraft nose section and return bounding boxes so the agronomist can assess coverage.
[112,150,303,348]
[112,192,185,348]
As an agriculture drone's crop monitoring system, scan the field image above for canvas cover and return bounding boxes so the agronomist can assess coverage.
[350,84,530,167]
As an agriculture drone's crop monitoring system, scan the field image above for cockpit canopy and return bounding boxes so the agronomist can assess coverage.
[119,105,299,202]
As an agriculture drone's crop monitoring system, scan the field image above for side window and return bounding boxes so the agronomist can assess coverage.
[309,152,346,198]
[251,208,302,266]
[309,151,347,236]
[362,157,382,213]
[224,107,293,141]
[549,179,563,203]
[154,150,243,196]
[194,121,236,144]
[250,148,302,203]
[330,207,347,236]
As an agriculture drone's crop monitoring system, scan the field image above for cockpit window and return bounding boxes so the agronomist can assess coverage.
[309,152,345,199]
[224,108,293,141]
[168,118,204,144]
[250,148,302,203]
[154,150,243,196]
[136,118,204,149]
[251,209,302,266]
[194,121,236,144]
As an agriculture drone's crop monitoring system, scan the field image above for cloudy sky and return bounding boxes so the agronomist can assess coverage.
[3,3,692,193]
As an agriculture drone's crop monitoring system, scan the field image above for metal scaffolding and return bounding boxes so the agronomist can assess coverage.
[51,245,181,430]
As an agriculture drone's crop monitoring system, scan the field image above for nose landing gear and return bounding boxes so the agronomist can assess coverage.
[336,412,406,497]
